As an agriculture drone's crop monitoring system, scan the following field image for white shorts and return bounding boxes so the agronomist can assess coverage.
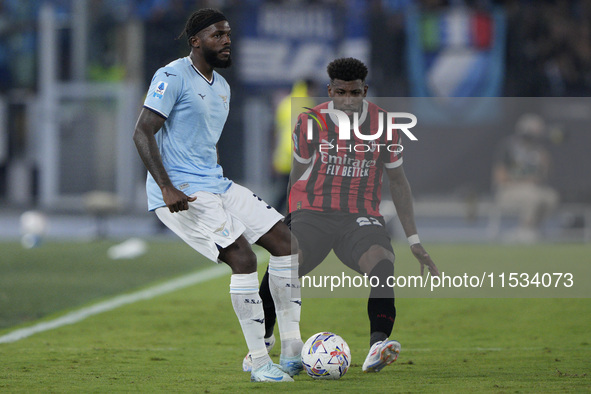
[155,183,283,262]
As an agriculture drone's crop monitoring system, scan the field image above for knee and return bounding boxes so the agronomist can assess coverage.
[264,221,296,256]
[227,250,257,274]
[358,245,395,274]
[275,221,296,254]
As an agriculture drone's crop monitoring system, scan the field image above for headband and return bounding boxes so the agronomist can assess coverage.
[187,13,227,38]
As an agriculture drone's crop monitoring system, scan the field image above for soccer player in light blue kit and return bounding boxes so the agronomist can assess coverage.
[133,8,303,382]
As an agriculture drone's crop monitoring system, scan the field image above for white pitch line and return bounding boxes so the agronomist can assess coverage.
[0,264,231,344]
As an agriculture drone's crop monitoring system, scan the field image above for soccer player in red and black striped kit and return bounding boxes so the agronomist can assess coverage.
[243,57,440,374]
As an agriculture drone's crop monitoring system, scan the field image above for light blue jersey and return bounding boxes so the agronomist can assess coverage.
[143,57,232,210]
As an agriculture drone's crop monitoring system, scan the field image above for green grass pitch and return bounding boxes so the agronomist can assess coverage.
[0,241,589,392]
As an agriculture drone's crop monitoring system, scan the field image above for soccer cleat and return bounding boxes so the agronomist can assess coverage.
[251,361,294,382]
[279,354,303,377]
[242,334,276,372]
[362,339,401,373]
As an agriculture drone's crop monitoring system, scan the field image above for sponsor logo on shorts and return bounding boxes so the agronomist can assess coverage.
[214,223,230,237]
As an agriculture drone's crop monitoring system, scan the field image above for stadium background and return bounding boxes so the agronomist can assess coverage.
[0,0,589,242]
[1,3,589,391]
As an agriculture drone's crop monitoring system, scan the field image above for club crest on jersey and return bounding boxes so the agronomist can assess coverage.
[219,95,228,109]
[153,81,168,99]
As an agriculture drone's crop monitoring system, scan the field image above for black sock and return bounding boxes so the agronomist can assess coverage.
[259,268,276,338]
[367,259,396,346]
[370,331,388,346]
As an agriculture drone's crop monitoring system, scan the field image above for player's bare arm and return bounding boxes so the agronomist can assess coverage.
[386,166,440,277]
[133,108,196,213]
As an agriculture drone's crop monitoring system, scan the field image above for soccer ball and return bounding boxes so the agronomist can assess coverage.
[301,332,351,380]
[20,211,48,249]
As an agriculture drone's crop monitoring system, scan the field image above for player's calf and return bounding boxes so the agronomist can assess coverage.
[268,254,304,358]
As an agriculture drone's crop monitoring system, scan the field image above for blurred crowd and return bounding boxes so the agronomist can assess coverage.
[504,0,591,96]
[1,0,591,96]
[369,0,591,97]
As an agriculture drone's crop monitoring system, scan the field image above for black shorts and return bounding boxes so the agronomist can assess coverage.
[287,210,394,276]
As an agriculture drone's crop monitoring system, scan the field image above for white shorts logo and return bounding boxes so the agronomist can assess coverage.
[214,223,230,237]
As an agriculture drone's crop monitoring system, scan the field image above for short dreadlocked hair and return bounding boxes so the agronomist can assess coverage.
[179,8,227,46]
[327,58,368,82]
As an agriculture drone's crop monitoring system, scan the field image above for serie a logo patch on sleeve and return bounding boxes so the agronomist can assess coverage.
[153,81,168,99]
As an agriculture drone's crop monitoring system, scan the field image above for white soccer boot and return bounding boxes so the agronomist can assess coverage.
[279,354,303,377]
[242,334,276,372]
[362,339,401,372]
[251,361,294,382]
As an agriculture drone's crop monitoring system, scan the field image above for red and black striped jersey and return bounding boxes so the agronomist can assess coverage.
[289,100,403,217]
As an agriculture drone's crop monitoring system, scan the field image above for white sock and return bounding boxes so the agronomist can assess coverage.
[269,254,303,357]
[229,272,270,370]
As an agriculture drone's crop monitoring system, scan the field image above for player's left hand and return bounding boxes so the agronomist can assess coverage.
[410,243,440,277]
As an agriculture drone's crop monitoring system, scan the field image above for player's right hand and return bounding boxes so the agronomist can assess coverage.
[410,243,440,277]
[161,186,196,213]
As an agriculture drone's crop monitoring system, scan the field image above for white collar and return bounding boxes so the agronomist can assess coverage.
[188,56,214,85]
